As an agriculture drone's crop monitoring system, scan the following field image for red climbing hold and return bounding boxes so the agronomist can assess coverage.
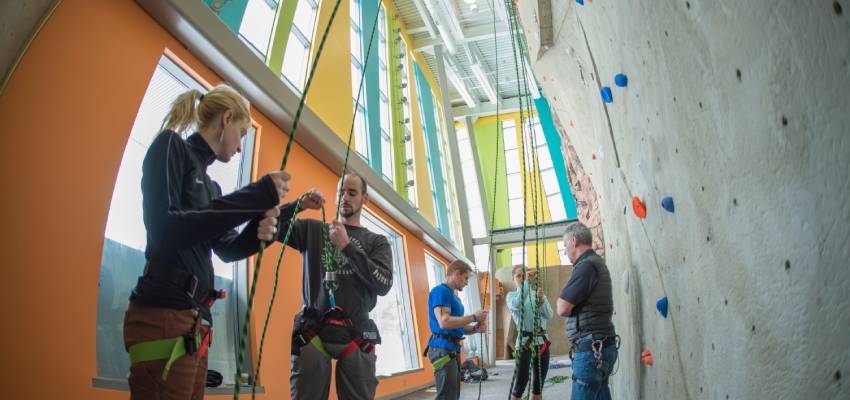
[632,196,647,219]
[642,349,654,366]
[592,153,597,160]
[609,243,613,249]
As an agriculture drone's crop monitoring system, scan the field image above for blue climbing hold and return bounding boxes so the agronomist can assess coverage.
[601,87,613,103]
[661,196,675,213]
[656,296,669,318]
[615,73,628,87]
[576,0,585,5]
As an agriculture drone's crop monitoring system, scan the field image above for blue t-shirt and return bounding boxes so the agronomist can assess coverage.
[428,283,465,351]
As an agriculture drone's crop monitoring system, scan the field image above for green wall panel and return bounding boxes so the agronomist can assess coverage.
[474,120,509,230]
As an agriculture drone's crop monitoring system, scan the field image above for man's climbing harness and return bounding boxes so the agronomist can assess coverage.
[424,333,463,369]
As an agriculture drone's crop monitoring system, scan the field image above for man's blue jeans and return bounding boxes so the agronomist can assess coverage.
[571,338,618,400]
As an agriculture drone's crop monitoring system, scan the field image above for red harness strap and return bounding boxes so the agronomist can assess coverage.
[198,289,226,358]
[297,306,374,360]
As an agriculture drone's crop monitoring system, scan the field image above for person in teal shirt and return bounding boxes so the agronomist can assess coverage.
[506,265,553,400]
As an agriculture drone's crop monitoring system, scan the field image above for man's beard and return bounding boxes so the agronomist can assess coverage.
[340,204,361,218]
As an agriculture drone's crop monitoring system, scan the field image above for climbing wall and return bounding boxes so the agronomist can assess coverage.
[514,1,850,398]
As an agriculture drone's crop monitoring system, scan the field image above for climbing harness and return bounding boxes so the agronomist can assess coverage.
[129,262,226,381]
[517,329,551,358]
[291,306,377,360]
[424,333,462,369]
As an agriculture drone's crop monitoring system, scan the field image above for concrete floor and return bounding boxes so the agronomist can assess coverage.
[400,356,573,399]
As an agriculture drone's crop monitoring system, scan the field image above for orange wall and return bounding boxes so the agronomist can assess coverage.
[0,0,448,398]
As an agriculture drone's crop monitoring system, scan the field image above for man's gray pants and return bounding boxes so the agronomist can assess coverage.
[291,341,378,400]
[429,346,461,400]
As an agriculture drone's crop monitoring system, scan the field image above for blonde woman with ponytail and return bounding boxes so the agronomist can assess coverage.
[123,84,291,399]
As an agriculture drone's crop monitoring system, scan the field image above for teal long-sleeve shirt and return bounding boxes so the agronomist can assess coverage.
[506,282,553,347]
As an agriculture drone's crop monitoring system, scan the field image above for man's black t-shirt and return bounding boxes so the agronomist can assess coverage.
[559,251,597,306]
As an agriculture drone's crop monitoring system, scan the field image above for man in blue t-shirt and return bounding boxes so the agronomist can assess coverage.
[426,260,489,400]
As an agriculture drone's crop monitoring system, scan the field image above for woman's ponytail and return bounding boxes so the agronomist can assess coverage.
[163,89,203,133]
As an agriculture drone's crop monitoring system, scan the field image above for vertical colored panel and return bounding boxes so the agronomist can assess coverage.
[473,120,509,230]
[205,0,249,33]
[265,0,299,74]
[495,248,512,270]
[414,61,449,236]
[409,62,435,223]
[534,97,578,219]
[360,0,382,174]
[387,15,408,199]
[305,0,353,139]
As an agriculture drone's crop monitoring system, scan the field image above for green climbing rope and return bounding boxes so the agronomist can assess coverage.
[233,0,344,398]
[499,0,552,397]
[241,0,384,398]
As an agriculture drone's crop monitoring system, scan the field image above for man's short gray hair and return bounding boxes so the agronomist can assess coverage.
[563,222,593,246]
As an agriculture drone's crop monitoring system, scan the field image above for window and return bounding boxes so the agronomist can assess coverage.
[556,241,570,266]
[458,272,483,357]
[377,6,394,184]
[362,211,420,375]
[456,126,487,239]
[282,0,319,91]
[350,0,368,159]
[434,104,460,244]
[503,120,524,227]
[423,119,443,232]
[398,39,417,206]
[95,56,255,385]
[238,0,278,59]
[526,117,566,222]
[511,246,527,266]
[425,253,446,290]
[473,244,491,273]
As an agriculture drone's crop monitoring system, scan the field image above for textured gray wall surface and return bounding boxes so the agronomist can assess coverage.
[1,0,56,91]
[515,1,849,399]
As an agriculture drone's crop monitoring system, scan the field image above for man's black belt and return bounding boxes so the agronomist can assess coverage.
[572,335,619,353]
[431,333,463,344]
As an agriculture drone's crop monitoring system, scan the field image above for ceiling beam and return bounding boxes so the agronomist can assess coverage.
[413,24,510,51]
[472,220,577,247]
[411,0,439,39]
[452,97,522,118]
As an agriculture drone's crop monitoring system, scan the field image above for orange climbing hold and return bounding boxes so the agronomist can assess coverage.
[632,196,647,219]
[641,349,653,366]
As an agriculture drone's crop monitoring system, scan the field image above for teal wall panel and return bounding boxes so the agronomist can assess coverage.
[534,96,578,219]
[413,62,449,237]
[205,0,249,33]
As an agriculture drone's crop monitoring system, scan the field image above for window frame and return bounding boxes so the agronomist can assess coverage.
[281,0,319,92]
[237,0,280,60]
[361,210,421,376]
